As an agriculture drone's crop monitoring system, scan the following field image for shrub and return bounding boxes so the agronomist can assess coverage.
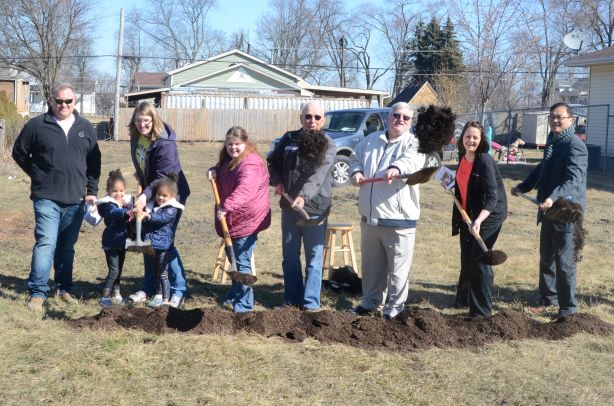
[0,91,25,162]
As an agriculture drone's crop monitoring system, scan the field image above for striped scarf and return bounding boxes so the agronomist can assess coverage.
[538,125,575,185]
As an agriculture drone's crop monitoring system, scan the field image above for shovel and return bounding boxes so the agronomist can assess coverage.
[281,192,313,225]
[515,191,583,223]
[125,209,153,255]
[359,153,441,185]
[209,176,257,286]
[449,191,507,266]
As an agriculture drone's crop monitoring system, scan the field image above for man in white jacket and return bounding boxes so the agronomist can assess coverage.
[348,102,426,319]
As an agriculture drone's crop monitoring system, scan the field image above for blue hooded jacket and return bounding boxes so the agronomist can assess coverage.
[97,195,132,250]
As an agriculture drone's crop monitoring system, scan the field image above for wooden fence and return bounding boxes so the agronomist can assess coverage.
[117,108,308,142]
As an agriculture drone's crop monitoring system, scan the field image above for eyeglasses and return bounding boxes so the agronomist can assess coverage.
[135,118,152,124]
[53,98,73,105]
[392,113,412,122]
[548,114,572,121]
[304,114,322,121]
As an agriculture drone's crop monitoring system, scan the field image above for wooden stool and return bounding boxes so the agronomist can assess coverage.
[322,223,357,280]
[212,239,256,284]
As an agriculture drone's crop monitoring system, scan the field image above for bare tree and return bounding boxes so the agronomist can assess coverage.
[0,0,97,99]
[520,0,575,108]
[346,8,390,90]
[139,0,223,69]
[573,0,614,49]
[122,9,155,91]
[451,0,523,120]
[369,0,418,98]
[256,0,324,82]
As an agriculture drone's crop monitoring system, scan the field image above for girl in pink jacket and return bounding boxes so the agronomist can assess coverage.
[208,126,271,312]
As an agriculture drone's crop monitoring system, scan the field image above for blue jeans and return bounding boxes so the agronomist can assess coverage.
[28,199,85,299]
[281,208,326,310]
[142,246,187,298]
[223,234,257,312]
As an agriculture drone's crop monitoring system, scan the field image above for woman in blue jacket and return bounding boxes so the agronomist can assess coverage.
[452,121,507,317]
[128,102,190,308]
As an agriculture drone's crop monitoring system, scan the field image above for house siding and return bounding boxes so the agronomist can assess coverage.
[587,64,614,159]
[185,67,298,91]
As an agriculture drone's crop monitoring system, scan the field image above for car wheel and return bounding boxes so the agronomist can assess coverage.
[332,155,350,187]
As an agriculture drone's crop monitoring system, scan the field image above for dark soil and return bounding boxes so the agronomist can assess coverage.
[71,306,613,352]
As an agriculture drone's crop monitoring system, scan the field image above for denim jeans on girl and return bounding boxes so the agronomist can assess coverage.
[281,208,327,310]
[222,234,258,312]
[28,199,85,299]
[141,246,187,298]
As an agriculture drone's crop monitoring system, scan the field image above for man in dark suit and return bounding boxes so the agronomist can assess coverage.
[512,102,587,318]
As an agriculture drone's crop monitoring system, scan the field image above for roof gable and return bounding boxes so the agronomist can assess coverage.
[389,81,441,106]
[168,49,305,87]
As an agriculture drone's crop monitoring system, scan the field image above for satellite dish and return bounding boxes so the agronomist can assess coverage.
[563,30,590,50]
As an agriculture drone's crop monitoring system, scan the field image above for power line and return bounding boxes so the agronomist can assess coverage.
[1,53,590,77]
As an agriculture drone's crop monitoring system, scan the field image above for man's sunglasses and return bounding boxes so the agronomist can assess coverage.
[304,114,322,120]
[53,98,74,105]
[392,113,412,122]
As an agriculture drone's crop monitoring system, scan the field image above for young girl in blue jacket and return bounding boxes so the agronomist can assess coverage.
[142,174,185,308]
[97,169,132,307]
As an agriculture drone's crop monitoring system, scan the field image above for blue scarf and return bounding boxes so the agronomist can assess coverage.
[538,125,575,185]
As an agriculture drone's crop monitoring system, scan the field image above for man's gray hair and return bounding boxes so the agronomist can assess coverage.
[51,83,75,97]
[301,101,325,116]
[390,101,414,115]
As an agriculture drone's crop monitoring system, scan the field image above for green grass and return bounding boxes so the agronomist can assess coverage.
[0,142,612,405]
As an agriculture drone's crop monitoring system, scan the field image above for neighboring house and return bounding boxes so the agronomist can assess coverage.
[557,77,589,105]
[133,72,166,92]
[388,81,442,108]
[565,46,614,168]
[0,68,30,116]
[30,82,96,115]
[125,49,389,110]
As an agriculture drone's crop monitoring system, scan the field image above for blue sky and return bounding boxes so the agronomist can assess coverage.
[95,0,281,74]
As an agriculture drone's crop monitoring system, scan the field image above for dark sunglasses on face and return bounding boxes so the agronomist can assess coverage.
[304,114,322,121]
[53,98,74,105]
[392,113,412,122]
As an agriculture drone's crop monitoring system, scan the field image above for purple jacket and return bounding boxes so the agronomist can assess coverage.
[130,122,190,204]
[215,152,271,238]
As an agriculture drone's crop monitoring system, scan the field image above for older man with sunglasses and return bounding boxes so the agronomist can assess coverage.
[348,102,427,320]
[267,101,336,311]
[13,83,101,312]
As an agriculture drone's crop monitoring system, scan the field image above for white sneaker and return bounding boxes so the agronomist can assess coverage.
[128,290,147,303]
[111,292,124,305]
[169,296,183,309]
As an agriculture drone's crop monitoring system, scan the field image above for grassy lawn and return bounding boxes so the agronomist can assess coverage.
[0,142,612,405]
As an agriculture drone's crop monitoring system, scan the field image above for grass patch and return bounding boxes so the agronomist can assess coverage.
[0,142,612,404]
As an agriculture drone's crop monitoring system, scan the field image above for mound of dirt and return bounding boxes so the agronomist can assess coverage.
[72,306,613,352]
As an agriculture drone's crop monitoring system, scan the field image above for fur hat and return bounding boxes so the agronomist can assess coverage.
[414,105,456,154]
[299,129,329,172]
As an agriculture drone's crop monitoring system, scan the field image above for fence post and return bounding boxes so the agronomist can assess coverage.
[0,119,5,156]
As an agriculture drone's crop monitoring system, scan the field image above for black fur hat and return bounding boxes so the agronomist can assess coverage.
[414,105,456,154]
[299,129,329,170]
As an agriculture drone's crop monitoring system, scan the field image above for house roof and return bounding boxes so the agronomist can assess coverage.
[389,81,438,106]
[167,49,306,84]
[134,72,166,87]
[564,46,614,67]
[175,63,307,93]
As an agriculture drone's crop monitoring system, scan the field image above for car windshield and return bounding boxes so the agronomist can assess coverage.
[323,112,365,132]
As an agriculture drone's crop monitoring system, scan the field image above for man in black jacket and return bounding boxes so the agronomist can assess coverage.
[13,83,101,311]
[267,101,335,311]
[512,102,587,318]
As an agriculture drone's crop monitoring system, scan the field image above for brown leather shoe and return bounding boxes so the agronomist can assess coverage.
[27,297,44,312]
[59,292,78,304]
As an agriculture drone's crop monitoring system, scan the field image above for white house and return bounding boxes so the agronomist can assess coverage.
[565,47,614,170]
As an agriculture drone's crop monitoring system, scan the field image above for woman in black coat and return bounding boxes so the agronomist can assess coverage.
[452,121,507,317]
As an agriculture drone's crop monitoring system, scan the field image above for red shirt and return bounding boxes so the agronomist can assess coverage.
[456,156,474,214]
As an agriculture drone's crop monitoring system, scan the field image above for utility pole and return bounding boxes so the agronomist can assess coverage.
[339,37,347,87]
[113,8,124,141]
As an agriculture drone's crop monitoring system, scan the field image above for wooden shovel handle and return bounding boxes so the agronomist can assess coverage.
[449,191,489,254]
[281,192,310,220]
[209,177,233,248]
